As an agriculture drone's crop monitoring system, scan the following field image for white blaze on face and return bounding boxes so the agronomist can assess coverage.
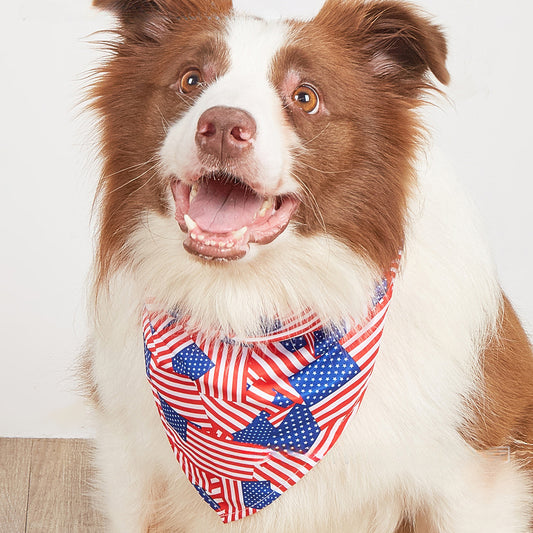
[160,15,299,196]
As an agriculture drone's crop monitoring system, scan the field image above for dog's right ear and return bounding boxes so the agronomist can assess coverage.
[93,0,164,20]
[93,0,171,39]
[93,0,233,39]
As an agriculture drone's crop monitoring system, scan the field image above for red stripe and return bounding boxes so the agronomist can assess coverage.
[201,395,259,434]
[255,451,314,489]
[164,421,267,480]
[310,366,375,426]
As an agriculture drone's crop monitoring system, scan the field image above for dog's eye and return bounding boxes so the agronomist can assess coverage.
[179,69,203,94]
[292,84,320,114]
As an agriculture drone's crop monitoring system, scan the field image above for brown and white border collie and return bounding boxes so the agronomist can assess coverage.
[84,0,533,531]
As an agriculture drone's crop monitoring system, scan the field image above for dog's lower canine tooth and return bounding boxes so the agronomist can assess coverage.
[233,227,248,240]
[184,214,197,232]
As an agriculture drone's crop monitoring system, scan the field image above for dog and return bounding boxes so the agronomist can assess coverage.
[84,0,533,531]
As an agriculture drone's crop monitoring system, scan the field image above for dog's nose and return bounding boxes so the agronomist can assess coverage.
[196,106,256,161]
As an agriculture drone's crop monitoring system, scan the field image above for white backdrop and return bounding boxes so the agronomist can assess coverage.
[1,0,531,438]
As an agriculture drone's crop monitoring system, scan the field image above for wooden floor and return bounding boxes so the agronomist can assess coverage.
[0,438,105,532]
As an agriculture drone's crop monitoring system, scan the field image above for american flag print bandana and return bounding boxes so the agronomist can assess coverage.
[143,262,398,523]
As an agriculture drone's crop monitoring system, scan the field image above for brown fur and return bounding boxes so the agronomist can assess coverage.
[77,343,102,408]
[279,0,448,272]
[90,0,232,294]
[465,295,533,467]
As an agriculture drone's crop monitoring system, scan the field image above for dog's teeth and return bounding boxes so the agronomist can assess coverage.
[196,233,205,242]
[184,214,197,232]
[189,183,198,202]
[233,227,248,240]
[258,198,274,218]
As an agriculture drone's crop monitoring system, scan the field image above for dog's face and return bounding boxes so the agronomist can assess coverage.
[92,0,448,276]
[160,15,302,261]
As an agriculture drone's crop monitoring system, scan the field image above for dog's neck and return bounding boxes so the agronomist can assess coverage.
[125,213,383,338]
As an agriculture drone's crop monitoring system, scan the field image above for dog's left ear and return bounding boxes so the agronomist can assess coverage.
[317,0,449,87]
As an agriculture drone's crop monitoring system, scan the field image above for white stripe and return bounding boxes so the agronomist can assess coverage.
[308,417,344,459]
[150,365,199,392]
[310,363,372,415]
[174,429,259,477]
[268,462,305,484]
[233,479,244,512]
[179,443,251,479]
[352,339,380,370]
[157,325,189,346]
[152,330,191,355]
[345,316,385,361]
[255,467,292,489]
[236,346,248,403]
[216,341,230,399]
[151,386,210,426]
[246,386,273,402]
[311,373,372,427]
[201,396,253,434]
[346,301,389,346]
[203,337,216,397]
[257,344,294,376]
[200,469,210,489]
[186,425,268,462]
[152,337,193,362]
[248,367,260,381]
[150,374,204,406]
[250,353,298,398]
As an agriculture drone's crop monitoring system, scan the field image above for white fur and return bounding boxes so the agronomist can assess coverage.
[89,14,533,533]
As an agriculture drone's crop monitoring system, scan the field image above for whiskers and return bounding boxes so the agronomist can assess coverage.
[293,159,355,176]
[93,155,165,230]
[290,172,327,235]
[155,105,171,135]
[103,155,161,195]
[108,161,159,195]
[299,122,331,149]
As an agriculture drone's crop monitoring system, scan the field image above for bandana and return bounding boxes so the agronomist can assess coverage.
[142,261,398,523]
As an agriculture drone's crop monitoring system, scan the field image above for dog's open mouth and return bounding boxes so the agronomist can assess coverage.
[171,173,300,260]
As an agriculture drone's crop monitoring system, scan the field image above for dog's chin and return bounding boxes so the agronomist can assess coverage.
[171,173,300,262]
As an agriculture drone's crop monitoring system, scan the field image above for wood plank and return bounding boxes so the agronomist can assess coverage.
[0,438,33,533]
[26,439,105,532]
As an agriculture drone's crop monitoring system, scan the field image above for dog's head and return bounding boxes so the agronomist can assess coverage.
[91,0,448,279]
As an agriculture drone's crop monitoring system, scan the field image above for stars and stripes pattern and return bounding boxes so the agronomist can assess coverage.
[142,260,399,523]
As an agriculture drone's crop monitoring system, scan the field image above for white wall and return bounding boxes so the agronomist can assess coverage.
[1,0,531,438]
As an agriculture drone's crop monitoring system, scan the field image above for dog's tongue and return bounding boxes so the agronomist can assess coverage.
[188,179,264,233]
